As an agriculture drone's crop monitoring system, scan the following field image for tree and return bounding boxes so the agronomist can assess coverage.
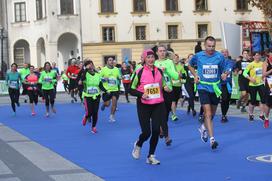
[248,0,272,18]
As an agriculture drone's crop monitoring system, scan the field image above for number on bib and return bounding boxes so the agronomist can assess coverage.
[9,81,18,89]
[144,83,161,99]
[202,65,218,79]
[108,78,117,86]
[87,87,99,95]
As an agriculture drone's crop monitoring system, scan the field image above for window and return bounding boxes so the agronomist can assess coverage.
[14,2,26,22]
[101,0,114,13]
[14,48,25,65]
[133,0,146,12]
[102,27,115,42]
[135,26,146,40]
[197,24,208,38]
[168,25,178,39]
[60,0,74,15]
[36,0,43,20]
[195,0,208,11]
[166,0,178,11]
[236,0,248,10]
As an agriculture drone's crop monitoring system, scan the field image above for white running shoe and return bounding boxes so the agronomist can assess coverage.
[132,141,141,159]
[146,155,160,165]
[198,124,208,143]
[109,115,116,122]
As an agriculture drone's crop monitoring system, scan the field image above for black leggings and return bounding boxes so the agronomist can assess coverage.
[83,96,100,128]
[43,89,55,108]
[185,82,195,111]
[136,100,165,156]
[123,83,130,102]
[221,84,231,116]
[28,90,38,104]
[161,91,172,138]
[8,88,20,112]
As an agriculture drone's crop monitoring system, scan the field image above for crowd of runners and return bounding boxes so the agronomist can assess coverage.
[4,36,272,165]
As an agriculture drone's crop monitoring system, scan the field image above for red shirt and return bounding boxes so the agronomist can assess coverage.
[66,65,80,79]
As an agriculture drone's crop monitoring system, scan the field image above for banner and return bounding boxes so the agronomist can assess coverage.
[0,80,8,95]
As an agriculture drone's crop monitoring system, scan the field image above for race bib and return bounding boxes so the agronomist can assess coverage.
[44,77,52,83]
[123,74,130,80]
[255,68,262,77]
[144,83,161,100]
[267,76,272,95]
[108,78,117,86]
[202,65,218,79]
[71,73,78,79]
[87,87,99,95]
[9,81,18,89]
[241,62,249,70]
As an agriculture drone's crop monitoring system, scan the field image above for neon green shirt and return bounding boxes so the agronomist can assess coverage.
[154,59,179,90]
[83,72,101,99]
[100,66,121,92]
[172,63,186,87]
[39,71,57,90]
[243,60,263,87]
[19,68,30,80]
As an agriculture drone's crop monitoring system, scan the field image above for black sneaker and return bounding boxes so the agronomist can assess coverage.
[221,116,228,123]
[74,97,78,102]
[211,140,219,150]
[249,115,254,121]
[241,107,247,113]
[259,115,265,121]
[165,139,172,146]
[192,110,197,117]
[24,99,27,103]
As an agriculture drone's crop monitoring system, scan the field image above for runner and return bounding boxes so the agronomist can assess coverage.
[188,36,228,149]
[81,60,107,133]
[77,61,85,103]
[262,51,272,128]
[154,45,180,146]
[39,62,57,117]
[184,54,197,116]
[100,57,121,122]
[130,49,169,165]
[220,49,236,123]
[243,52,266,121]
[121,62,133,103]
[5,63,21,116]
[19,63,30,103]
[24,65,39,116]
[61,70,69,93]
[66,58,80,103]
[171,54,186,121]
[236,50,250,112]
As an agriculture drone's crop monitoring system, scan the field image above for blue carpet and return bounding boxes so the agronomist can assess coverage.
[0,103,272,181]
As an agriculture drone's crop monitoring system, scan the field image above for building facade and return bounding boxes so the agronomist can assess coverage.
[4,0,265,70]
[0,0,9,79]
[81,0,265,67]
[6,0,82,71]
